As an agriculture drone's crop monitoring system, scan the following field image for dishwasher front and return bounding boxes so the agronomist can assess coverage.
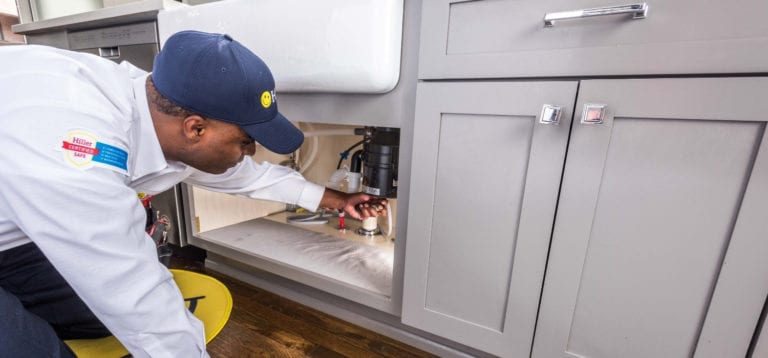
[62,21,188,247]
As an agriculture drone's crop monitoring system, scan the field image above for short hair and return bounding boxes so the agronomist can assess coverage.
[147,76,195,118]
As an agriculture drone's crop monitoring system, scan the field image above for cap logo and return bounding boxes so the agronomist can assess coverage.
[260,91,272,108]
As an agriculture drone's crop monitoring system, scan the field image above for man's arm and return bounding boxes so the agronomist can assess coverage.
[187,158,388,218]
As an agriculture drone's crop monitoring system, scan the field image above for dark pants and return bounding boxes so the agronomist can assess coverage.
[0,243,111,357]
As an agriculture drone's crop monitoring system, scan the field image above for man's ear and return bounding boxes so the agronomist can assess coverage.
[182,115,207,142]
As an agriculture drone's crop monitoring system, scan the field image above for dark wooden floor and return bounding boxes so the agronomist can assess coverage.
[169,249,436,358]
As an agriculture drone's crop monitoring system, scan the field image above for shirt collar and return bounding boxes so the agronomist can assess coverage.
[131,73,176,180]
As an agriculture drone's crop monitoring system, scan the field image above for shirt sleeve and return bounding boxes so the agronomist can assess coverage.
[185,157,326,212]
[0,83,209,356]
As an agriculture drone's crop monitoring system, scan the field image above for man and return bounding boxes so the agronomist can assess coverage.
[0,30,386,357]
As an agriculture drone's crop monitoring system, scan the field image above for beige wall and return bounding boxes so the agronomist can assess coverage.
[296,122,363,187]
[192,122,368,233]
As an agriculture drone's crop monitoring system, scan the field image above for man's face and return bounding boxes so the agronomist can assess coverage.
[186,119,256,174]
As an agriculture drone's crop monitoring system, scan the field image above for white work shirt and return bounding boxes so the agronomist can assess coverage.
[0,45,324,357]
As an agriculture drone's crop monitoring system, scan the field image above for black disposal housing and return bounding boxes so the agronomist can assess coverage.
[361,127,399,198]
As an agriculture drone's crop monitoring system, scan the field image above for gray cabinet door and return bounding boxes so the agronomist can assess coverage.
[753,311,768,358]
[402,81,577,357]
[533,78,768,358]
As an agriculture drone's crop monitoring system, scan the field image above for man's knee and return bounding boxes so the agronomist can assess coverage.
[0,287,77,358]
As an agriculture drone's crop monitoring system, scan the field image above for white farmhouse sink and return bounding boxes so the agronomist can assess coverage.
[158,0,403,93]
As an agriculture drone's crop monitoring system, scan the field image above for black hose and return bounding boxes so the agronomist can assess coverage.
[349,150,364,173]
[336,139,367,169]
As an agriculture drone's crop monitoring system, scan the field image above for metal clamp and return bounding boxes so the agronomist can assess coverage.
[544,3,648,27]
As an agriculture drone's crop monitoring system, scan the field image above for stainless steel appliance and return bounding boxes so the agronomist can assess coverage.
[20,19,188,246]
[70,22,187,246]
[67,21,158,71]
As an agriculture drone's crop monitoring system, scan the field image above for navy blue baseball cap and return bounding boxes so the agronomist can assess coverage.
[152,30,303,154]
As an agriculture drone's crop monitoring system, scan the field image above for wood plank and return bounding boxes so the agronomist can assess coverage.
[169,255,435,357]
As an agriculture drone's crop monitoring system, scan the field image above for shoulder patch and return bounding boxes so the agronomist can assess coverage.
[59,130,128,174]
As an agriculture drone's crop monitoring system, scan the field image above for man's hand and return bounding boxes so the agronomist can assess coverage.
[319,188,388,220]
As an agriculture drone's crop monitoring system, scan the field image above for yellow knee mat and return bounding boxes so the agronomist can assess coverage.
[64,269,233,357]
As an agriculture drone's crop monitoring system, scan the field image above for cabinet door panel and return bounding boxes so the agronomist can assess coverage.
[534,78,768,358]
[427,112,534,330]
[753,308,768,358]
[403,81,577,357]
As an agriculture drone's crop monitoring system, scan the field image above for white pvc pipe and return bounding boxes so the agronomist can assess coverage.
[299,135,319,173]
[383,202,393,239]
[362,217,378,231]
[298,127,357,173]
[302,129,357,137]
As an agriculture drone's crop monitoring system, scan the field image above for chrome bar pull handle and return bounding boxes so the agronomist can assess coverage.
[544,3,648,27]
[539,104,563,125]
